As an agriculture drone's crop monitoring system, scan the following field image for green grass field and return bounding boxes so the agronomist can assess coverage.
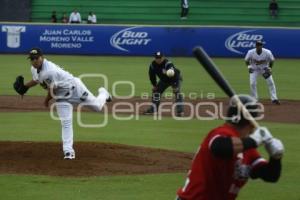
[1,55,300,99]
[0,55,299,200]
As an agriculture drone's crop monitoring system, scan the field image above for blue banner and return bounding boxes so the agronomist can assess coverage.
[1,23,299,58]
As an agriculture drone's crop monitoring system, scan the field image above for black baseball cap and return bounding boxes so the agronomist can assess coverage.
[255,40,265,46]
[154,51,164,59]
[28,47,43,59]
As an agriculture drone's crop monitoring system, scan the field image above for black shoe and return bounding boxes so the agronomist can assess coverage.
[98,87,112,103]
[272,100,280,105]
[106,95,112,102]
[64,152,75,160]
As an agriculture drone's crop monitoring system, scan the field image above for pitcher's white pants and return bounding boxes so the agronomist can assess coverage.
[55,78,109,154]
[56,102,74,154]
[249,71,278,101]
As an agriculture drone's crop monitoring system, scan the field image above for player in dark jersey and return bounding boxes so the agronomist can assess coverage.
[144,51,184,117]
[176,95,284,200]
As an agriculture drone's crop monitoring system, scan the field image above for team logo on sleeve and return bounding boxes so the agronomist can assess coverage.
[110,27,152,52]
[225,30,264,55]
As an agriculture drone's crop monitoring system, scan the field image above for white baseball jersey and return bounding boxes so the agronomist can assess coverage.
[182,0,189,8]
[245,48,274,71]
[31,58,75,96]
[69,12,81,23]
[88,14,97,23]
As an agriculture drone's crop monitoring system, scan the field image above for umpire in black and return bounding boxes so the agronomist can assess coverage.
[144,51,184,116]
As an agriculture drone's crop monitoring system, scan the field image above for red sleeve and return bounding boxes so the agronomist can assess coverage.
[244,148,267,170]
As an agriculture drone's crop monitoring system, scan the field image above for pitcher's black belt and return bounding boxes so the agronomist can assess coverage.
[64,86,75,97]
[80,92,88,101]
[64,87,88,101]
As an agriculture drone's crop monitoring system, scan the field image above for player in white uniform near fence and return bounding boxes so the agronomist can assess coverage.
[245,41,280,105]
[21,48,111,159]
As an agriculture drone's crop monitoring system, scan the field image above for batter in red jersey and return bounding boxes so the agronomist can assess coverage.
[177,95,284,200]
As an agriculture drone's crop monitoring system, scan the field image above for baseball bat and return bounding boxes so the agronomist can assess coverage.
[193,46,259,128]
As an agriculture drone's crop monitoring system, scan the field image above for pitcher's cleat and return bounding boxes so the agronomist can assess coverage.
[64,152,75,160]
[98,87,112,102]
[272,99,280,105]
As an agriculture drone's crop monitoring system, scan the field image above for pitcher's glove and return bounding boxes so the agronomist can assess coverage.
[13,75,29,95]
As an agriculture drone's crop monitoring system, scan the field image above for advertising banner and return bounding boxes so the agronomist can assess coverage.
[0,23,299,58]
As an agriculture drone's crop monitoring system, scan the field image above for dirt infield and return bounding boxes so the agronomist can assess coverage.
[1,95,299,124]
[0,141,193,177]
[0,95,299,177]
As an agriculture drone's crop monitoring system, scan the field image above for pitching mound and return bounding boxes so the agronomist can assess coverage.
[0,141,193,177]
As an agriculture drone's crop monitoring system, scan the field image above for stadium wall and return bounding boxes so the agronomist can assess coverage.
[0,0,31,22]
[0,23,299,58]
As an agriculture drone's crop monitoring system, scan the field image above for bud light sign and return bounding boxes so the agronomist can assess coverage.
[110,27,152,52]
[225,30,264,54]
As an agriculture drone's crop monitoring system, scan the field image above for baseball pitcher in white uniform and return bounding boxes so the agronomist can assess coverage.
[13,47,111,160]
[245,41,280,105]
